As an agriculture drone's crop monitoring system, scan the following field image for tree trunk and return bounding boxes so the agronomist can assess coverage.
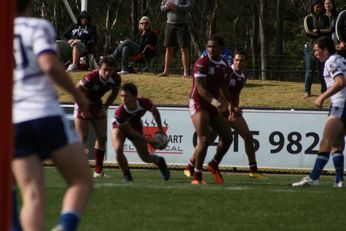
[275,0,283,55]
[103,4,112,55]
[206,0,219,38]
[53,2,57,29]
[74,0,79,12]
[250,1,259,79]
[103,1,122,54]
[131,0,138,40]
[259,0,268,80]
[141,0,147,15]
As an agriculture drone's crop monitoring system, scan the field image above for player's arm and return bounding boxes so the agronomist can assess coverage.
[231,87,241,113]
[118,123,149,143]
[150,105,165,134]
[75,81,88,94]
[304,15,319,38]
[196,77,222,109]
[231,96,242,120]
[74,79,92,119]
[233,96,240,108]
[104,86,119,109]
[37,52,89,114]
[118,123,158,147]
[219,80,237,119]
[97,86,120,119]
[315,75,345,109]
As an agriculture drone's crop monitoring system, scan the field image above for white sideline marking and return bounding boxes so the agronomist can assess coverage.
[92,183,291,193]
[46,182,328,193]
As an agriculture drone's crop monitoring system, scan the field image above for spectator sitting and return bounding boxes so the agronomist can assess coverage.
[56,11,97,72]
[110,16,157,75]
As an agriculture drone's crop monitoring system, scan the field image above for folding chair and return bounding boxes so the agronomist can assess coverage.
[128,28,159,74]
[77,51,98,70]
[128,44,156,73]
[63,44,98,71]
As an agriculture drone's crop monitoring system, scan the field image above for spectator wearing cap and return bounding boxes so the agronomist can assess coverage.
[110,16,157,75]
[57,11,97,72]
[303,0,331,98]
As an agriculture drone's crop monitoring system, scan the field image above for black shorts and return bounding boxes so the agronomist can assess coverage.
[14,115,79,159]
[329,102,346,128]
[164,23,189,48]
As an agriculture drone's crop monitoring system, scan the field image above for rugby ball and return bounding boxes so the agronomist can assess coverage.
[152,133,168,150]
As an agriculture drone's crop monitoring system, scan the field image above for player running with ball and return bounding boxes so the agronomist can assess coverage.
[112,83,170,182]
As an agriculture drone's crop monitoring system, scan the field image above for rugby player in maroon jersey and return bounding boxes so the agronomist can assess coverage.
[188,35,234,184]
[74,56,121,178]
[112,83,170,182]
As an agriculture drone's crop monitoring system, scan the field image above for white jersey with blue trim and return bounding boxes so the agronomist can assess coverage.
[324,54,346,107]
[13,17,63,123]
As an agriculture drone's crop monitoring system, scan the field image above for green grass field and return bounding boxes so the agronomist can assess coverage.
[46,72,341,230]
[60,72,329,109]
[43,167,346,231]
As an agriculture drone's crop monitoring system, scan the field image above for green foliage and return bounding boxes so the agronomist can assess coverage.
[30,0,314,58]
[44,167,346,231]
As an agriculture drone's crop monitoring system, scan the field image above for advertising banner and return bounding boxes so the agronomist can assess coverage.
[103,106,332,170]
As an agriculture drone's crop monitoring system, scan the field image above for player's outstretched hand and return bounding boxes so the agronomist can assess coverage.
[314,96,324,109]
[229,107,242,122]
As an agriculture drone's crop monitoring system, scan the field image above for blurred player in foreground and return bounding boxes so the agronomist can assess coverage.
[74,56,121,178]
[112,83,170,182]
[13,1,93,230]
[187,35,233,184]
[292,36,346,188]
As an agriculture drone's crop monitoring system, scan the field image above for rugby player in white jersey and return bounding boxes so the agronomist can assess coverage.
[292,36,346,188]
[13,1,93,230]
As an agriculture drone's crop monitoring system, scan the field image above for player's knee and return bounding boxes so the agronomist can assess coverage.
[86,178,93,194]
[97,136,107,145]
[199,136,209,146]
[80,135,88,143]
[219,134,233,146]
[23,186,45,207]
[320,137,333,149]
[244,133,253,144]
[140,156,151,163]
[114,147,124,157]
[78,175,93,194]
[138,150,155,163]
